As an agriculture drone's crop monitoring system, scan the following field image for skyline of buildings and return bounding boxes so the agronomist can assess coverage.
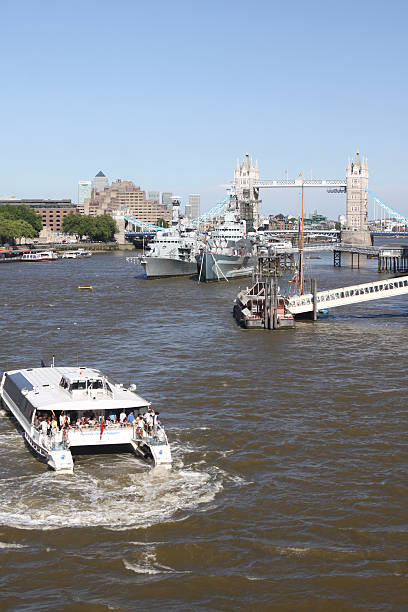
[77,171,202,222]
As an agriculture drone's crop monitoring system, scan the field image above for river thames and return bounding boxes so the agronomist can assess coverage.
[0,249,407,611]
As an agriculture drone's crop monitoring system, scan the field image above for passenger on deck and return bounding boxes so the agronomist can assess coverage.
[51,416,58,441]
[152,411,160,436]
[135,414,144,438]
[128,411,134,425]
[40,417,48,444]
[146,409,154,435]
[119,410,127,424]
[59,411,66,429]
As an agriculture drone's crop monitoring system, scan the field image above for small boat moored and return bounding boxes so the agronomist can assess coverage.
[21,250,59,261]
[62,249,92,259]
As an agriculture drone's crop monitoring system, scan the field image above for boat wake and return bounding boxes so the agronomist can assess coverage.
[0,453,223,530]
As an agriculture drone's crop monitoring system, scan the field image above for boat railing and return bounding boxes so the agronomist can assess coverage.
[35,428,70,451]
[132,423,168,446]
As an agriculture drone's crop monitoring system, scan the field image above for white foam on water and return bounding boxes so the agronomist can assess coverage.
[130,541,165,547]
[123,551,189,576]
[124,551,166,575]
[0,541,28,549]
[278,546,311,557]
[123,560,162,575]
[0,463,224,531]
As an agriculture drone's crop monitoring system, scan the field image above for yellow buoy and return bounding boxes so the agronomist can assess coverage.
[78,286,93,290]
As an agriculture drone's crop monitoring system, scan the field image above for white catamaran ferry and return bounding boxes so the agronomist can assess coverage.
[0,366,172,473]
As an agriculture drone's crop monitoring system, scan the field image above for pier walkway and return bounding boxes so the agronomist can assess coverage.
[286,275,408,314]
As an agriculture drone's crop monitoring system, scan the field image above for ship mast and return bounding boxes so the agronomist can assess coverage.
[295,174,305,295]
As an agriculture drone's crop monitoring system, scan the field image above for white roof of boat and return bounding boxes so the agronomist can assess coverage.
[4,366,150,412]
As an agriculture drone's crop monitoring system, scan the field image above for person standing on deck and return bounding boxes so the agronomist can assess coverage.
[40,417,48,446]
[51,416,58,447]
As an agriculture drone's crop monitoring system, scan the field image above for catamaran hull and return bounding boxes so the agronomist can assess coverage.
[140,256,197,278]
[130,439,172,466]
[1,392,74,473]
[196,253,257,282]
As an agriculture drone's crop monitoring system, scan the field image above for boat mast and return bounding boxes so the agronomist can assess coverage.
[299,178,305,294]
[295,175,305,296]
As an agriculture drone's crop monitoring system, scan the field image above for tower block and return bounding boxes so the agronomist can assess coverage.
[234,152,260,231]
[342,149,372,245]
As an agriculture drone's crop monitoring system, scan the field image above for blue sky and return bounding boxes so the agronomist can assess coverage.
[1,0,407,219]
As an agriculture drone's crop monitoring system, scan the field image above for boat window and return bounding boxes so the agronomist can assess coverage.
[70,380,87,390]
[88,379,103,389]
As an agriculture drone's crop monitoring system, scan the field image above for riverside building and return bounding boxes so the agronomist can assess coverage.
[0,198,76,232]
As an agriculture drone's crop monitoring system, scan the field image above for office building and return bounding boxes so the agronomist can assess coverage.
[92,170,109,194]
[184,203,192,219]
[148,191,160,203]
[189,194,200,219]
[161,192,173,210]
[87,180,171,224]
[78,180,92,205]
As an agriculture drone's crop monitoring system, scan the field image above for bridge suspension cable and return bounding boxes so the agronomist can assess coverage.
[124,216,165,232]
[366,189,408,225]
[190,196,230,228]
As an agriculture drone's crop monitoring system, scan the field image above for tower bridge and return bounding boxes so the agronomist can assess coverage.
[230,150,369,244]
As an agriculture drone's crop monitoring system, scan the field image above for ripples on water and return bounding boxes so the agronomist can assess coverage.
[0,251,407,611]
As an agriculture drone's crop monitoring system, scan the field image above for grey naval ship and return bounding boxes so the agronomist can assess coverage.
[196,207,257,281]
[138,199,205,278]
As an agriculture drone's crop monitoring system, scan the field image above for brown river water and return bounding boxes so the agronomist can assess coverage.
[0,246,407,611]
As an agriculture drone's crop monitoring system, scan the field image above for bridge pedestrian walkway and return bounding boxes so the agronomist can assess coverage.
[286,275,408,314]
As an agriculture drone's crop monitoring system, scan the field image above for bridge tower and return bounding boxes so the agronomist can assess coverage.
[234,152,260,231]
[343,149,372,245]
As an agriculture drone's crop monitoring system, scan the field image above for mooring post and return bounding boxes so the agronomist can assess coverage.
[268,281,273,329]
[273,277,278,329]
[263,281,268,329]
[311,278,317,321]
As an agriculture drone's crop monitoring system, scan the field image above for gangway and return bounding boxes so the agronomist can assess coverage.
[286,275,408,315]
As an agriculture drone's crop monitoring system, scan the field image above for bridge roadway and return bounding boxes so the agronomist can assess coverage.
[254,179,346,189]
[286,275,408,314]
